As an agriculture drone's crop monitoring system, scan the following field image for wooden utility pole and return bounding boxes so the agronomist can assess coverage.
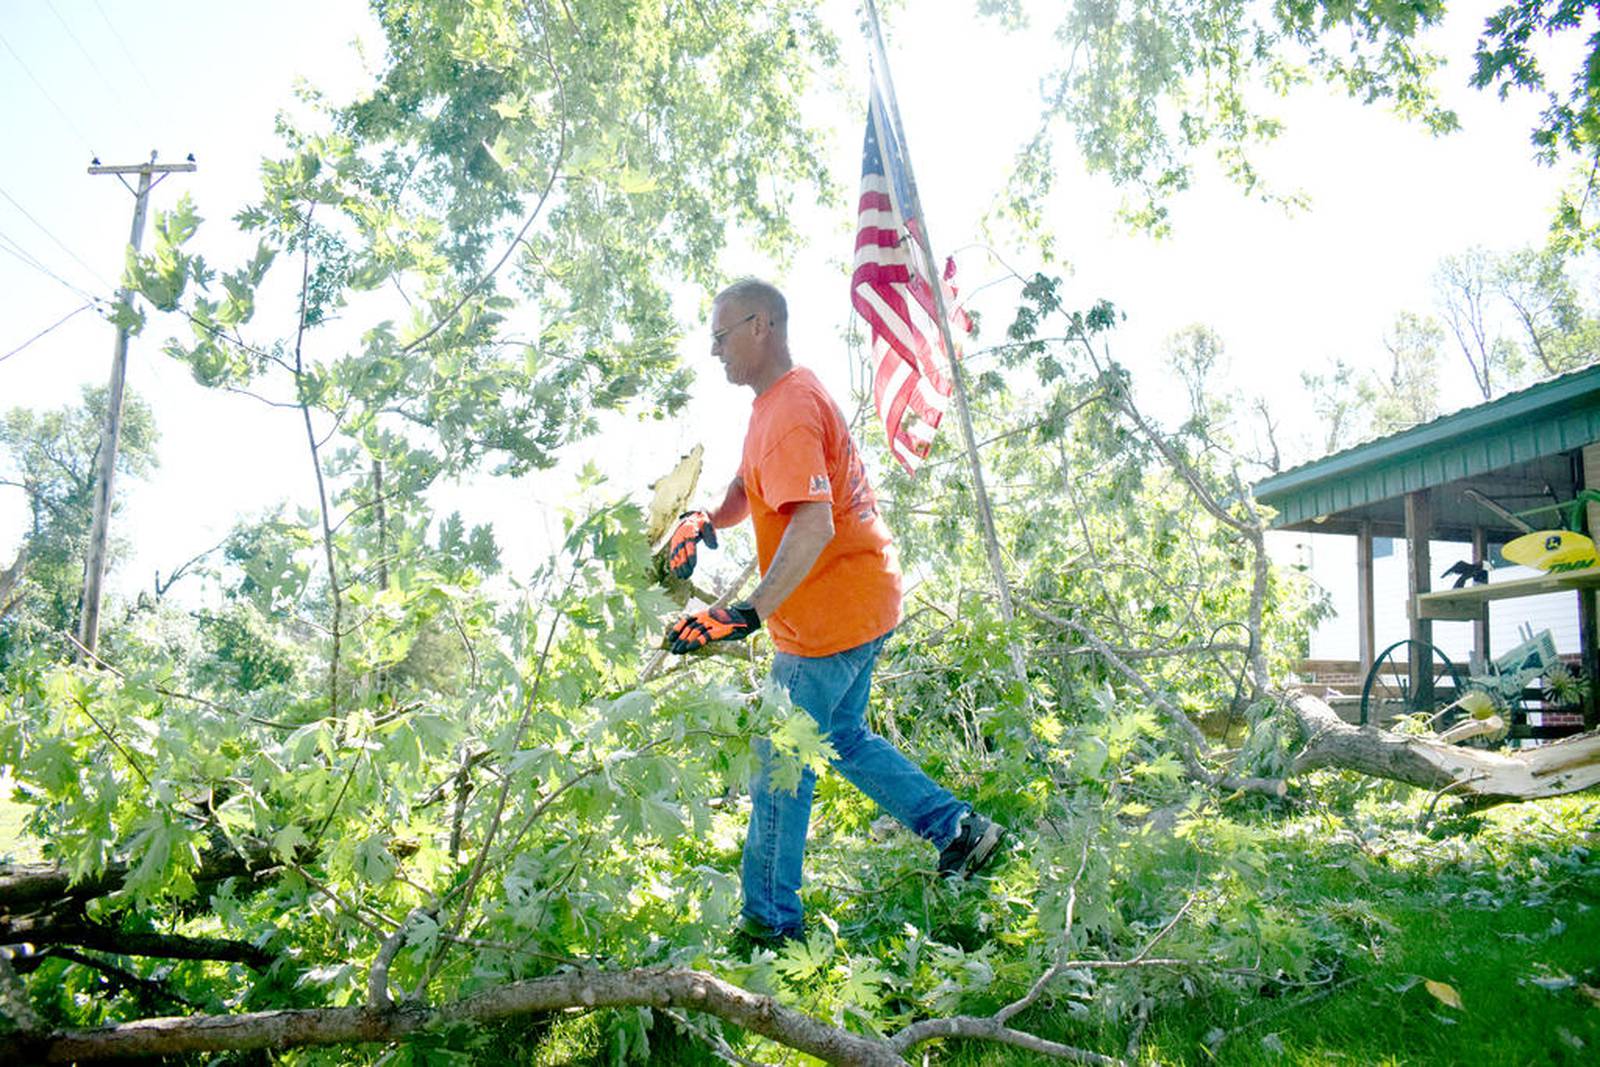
[860,0,1017,630]
[78,152,196,657]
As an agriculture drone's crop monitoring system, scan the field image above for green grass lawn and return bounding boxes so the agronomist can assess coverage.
[1128,889,1600,1065]
[937,794,1600,1066]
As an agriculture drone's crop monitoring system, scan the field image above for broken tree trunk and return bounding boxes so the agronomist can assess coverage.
[1286,691,1600,802]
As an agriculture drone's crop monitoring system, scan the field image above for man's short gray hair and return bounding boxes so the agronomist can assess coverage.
[715,278,788,332]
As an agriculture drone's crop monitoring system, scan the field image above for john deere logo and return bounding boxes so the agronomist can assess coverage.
[1546,535,1563,551]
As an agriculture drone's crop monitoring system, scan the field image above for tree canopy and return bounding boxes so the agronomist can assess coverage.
[988,1,1600,246]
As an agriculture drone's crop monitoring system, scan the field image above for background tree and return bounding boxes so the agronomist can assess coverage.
[1163,324,1231,438]
[1492,244,1600,376]
[1434,247,1524,400]
[0,388,159,660]
[1372,310,1444,433]
[1300,357,1372,455]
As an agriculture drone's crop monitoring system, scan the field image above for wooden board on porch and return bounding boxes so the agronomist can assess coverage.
[1414,568,1600,621]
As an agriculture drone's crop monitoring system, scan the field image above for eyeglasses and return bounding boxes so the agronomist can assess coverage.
[710,312,758,350]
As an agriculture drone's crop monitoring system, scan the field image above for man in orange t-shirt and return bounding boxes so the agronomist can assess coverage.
[664,279,1005,944]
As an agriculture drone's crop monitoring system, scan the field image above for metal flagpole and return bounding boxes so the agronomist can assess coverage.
[860,0,1018,630]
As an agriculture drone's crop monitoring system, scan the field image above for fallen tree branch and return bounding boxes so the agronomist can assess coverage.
[993,833,1091,1028]
[888,836,1198,1065]
[0,956,1142,1066]
[59,629,302,730]
[1039,639,1252,662]
[368,908,429,1009]
[1286,690,1600,802]
[1102,383,1272,695]
[1,840,276,913]
[4,967,902,1065]
[1022,601,1287,798]
[13,946,203,1011]
[890,1016,1122,1065]
[0,917,273,970]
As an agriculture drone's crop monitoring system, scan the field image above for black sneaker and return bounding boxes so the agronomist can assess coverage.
[730,915,802,956]
[937,812,1007,878]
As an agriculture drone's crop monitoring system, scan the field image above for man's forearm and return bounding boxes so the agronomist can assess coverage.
[748,502,833,619]
[709,478,749,529]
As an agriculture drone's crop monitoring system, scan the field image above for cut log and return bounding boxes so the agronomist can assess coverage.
[1287,691,1600,802]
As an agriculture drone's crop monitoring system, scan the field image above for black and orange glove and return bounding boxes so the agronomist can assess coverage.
[665,601,761,654]
[666,510,718,579]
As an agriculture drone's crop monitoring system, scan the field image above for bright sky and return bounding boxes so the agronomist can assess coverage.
[0,1,1576,603]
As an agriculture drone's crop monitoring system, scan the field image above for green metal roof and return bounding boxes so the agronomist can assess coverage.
[1254,363,1600,535]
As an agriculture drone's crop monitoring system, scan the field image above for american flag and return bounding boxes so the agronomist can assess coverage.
[850,84,971,474]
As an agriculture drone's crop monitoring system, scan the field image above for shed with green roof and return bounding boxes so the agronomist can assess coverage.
[1253,363,1600,730]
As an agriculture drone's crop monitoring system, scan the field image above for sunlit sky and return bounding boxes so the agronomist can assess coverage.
[0,1,1578,602]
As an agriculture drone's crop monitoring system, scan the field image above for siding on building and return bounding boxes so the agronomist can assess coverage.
[1275,531,1581,668]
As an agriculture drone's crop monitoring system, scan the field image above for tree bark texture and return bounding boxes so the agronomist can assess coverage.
[0,841,274,913]
[2,967,906,1065]
[0,918,273,969]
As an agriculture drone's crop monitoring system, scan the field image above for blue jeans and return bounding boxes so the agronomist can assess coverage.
[740,632,967,936]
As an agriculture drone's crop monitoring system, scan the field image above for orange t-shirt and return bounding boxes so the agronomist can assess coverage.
[740,367,901,657]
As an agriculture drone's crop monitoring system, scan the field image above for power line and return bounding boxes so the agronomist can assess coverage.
[0,302,95,366]
[0,229,83,294]
[0,181,114,290]
[48,0,138,127]
[0,27,97,154]
[90,0,158,103]
[0,227,106,304]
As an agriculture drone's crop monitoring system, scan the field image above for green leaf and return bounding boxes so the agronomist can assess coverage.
[637,793,685,843]
[839,960,888,1009]
[766,710,837,796]
[354,833,397,885]
[272,823,310,862]
[615,168,658,195]
[775,931,834,981]
[107,300,147,335]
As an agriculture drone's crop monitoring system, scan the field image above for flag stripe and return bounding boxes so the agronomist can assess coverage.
[851,86,970,474]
